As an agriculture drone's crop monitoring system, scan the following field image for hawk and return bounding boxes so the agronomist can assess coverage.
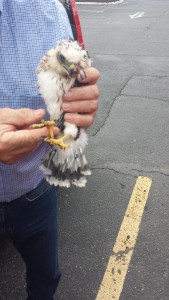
[33,40,92,187]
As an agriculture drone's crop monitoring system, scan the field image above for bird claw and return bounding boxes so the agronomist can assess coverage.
[32,120,56,139]
[44,135,70,150]
[32,120,70,149]
[32,120,55,129]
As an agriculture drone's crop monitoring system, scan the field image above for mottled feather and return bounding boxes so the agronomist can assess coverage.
[37,40,92,187]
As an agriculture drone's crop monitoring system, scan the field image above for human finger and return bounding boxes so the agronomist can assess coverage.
[64,113,94,128]
[0,126,59,152]
[77,67,100,84]
[63,84,99,102]
[0,108,46,128]
[62,99,98,114]
[0,125,59,164]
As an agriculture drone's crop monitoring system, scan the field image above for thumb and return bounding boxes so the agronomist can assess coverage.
[25,127,60,145]
[0,108,45,127]
[1,126,60,149]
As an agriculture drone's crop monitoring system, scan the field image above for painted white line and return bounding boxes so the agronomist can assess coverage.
[96,176,152,300]
[129,12,145,19]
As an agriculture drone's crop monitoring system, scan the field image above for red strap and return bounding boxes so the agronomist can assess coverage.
[69,0,85,48]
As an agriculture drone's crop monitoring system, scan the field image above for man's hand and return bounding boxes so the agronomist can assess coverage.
[62,67,100,127]
[0,108,59,164]
[0,68,99,164]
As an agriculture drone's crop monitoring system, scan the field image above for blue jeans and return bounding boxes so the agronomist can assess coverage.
[0,179,61,300]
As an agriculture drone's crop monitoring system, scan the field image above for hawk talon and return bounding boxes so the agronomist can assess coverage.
[44,135,70,150]
[32,120,56,128]
[32,120,56,139]
[32,119,69,149]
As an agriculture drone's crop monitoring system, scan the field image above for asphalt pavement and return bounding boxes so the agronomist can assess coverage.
[1,0,169,299]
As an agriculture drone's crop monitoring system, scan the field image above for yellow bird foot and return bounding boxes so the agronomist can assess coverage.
[44,134,70,150]
[32,120,56,139]
[32,121,70,149]
[32,120,56,128]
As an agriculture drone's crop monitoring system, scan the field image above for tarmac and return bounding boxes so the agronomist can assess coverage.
[1,0,169,299]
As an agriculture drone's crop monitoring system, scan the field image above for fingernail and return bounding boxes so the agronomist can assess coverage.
[64,91,72,100]
[62,103,69,111]
[65,113,74,120]
[34,109,44,117]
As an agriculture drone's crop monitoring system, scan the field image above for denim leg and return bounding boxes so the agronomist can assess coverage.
[7,182,61,300]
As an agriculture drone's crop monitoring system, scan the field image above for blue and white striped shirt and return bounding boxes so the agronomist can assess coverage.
[0,0,73,202]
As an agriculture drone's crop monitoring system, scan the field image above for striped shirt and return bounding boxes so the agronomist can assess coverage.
[0,0,73,202]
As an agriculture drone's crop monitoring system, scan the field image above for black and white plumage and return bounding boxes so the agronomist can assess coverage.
[36,40,92,188]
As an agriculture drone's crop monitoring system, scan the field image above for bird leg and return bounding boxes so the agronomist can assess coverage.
[32,120,70,150]
[44,134,70,149]
[32,120,55,138]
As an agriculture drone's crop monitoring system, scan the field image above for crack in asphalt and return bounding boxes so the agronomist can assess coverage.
[91,166,169,178]
[91,72,169,138]
[92,75,133,137]
[92,97,116,137]
[120,93,169,103]
[91,166,136,178]
[120,75,169,103]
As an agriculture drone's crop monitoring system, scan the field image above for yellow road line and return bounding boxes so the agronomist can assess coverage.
[96,176,152,300]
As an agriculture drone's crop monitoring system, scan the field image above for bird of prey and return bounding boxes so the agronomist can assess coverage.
[32,40,92,187]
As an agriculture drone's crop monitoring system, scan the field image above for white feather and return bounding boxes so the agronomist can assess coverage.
[37,40,92,187]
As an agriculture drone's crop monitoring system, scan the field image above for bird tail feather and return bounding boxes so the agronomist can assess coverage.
[40,131,91,188]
